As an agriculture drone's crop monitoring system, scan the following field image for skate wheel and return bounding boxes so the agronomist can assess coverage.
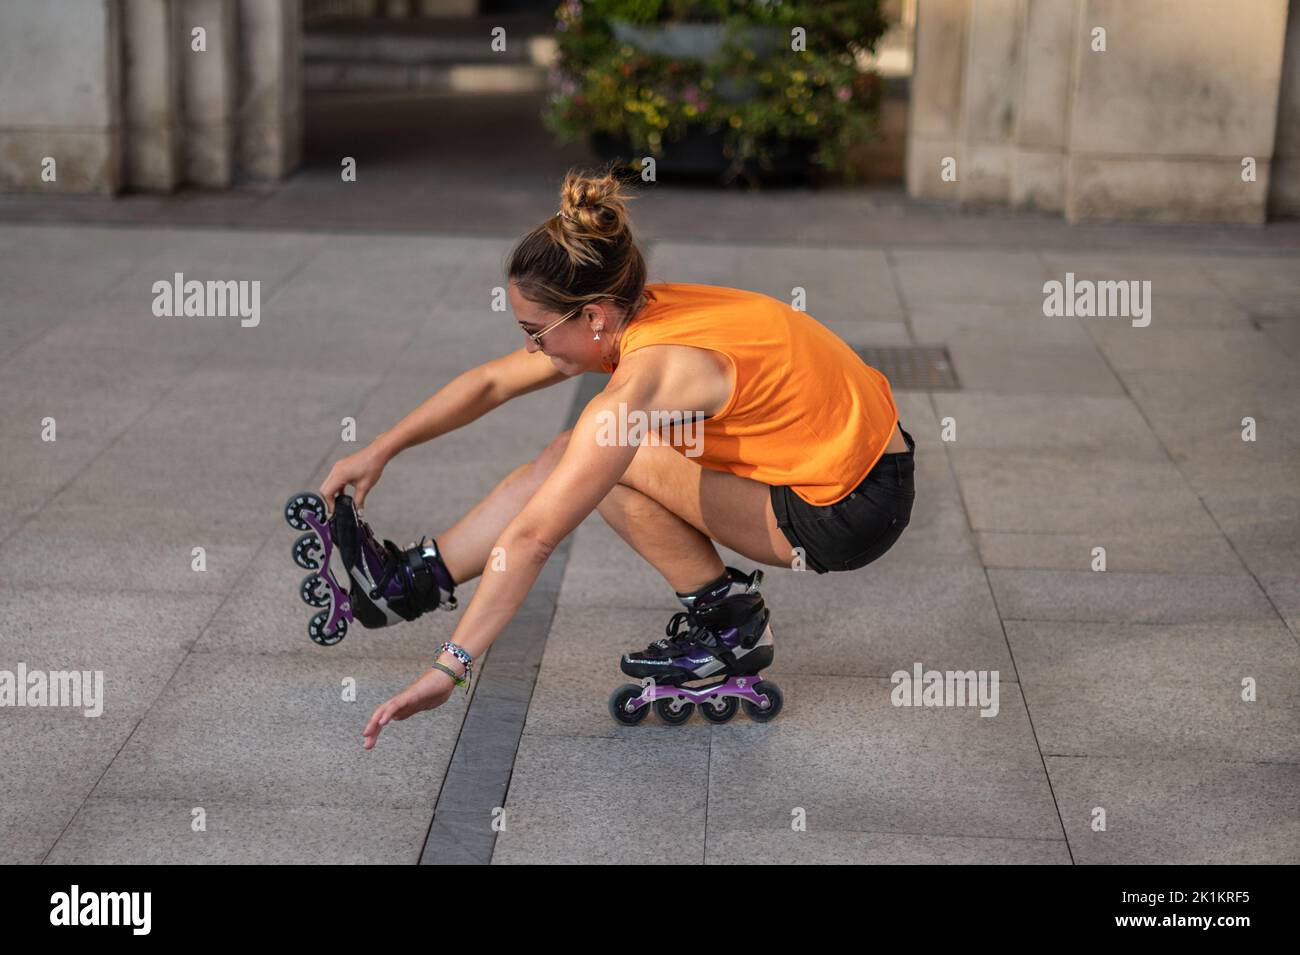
[741,680,782,722]
[292,531,324,570]
[308,610,347,647]
[299,573,330,608]
[699,694,739,724]
[608,684,650,725]
[654,697,695,726]
[284,492,327,532]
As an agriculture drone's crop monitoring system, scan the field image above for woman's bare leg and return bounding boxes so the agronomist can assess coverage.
[596,484,726,593]
[434,431,569,584]
[434,425,790,591]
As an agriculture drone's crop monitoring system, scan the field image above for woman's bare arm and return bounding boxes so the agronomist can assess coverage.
[483,345,573,402]
[358,348,716,747]
[370,347,569,462]
[421,350,674,675]
[323,346,573,513]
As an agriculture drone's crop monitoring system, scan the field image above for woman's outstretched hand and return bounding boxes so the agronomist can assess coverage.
[361,668,458,750]
[319,445,388,515]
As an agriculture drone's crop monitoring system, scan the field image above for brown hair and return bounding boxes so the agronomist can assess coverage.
[507,163,648,321]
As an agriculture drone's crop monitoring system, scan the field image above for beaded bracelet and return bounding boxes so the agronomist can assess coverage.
[436,641,474,694]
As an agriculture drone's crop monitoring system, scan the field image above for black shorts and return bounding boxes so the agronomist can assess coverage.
[769,426,915,574]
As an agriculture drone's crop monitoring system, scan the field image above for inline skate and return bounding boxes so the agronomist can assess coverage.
[282,491,457,646]
[608,567,783,726]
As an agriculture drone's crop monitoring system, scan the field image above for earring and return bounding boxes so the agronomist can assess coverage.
[593,328,601,340]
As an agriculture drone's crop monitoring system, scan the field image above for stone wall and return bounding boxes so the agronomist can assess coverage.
[908,0,1297,222]
[0,0,123,195]
[0,0,302,194]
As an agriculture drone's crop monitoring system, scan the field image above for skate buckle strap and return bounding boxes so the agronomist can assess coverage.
[739,607,771,650]
[662,610,741,670]
[410,536,456,610]
[414,536,458,610]
[370,536,456,613]
[368,538,406,600]
[695,630,740,670]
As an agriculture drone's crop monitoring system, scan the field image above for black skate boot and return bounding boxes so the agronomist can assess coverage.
[609,567,782,726]
[283,491,457,646]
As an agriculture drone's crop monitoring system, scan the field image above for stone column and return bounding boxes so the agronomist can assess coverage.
[956,0,1024,202]
[124,0,184,191]
[905,0,969,200]
[237,0,303,179]
[1268,0,1300,217]
[180,0,238,187]
[1064,0,1290,224]
[1009,0,1076,213]
[0,0,123,195]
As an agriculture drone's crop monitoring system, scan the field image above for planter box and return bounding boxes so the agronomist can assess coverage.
[591,124,817,186]
[608,20,783,61]
[609,18,783,102]
[599,18,812,183]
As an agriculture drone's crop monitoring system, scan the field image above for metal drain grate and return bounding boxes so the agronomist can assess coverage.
[852,345,960,391]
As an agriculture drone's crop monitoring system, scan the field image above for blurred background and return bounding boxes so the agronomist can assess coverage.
[1,0,1294,226]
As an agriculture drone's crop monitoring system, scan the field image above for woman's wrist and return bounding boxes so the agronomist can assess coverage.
[429,661,463,686]
[433,649,466,677]
[369,431,403,464]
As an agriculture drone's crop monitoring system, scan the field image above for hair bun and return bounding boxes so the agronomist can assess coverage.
[556,164,636,244]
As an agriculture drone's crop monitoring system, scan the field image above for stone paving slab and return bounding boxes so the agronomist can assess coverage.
[929,394,1166,455]
[974,530,1244,575]
[988,569,1274,624]
[82,650,463,805]
[2,717,141,864]
[702,676,1060,841]
[43,799,436,864]
[1087,323,1300,378]
[704,829,1072,864]
[3,219,1298,865]
[942,341,1126,395]
[909,302,1095,345]
[890,250,1053,307]
[490,733,712,865]
[1046,757,1300,864]
[1258,575,1300,639]
[1006,619,1300,761]
[949,448,1221,535]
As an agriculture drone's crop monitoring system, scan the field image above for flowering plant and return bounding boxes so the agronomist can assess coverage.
[544,0,887,184]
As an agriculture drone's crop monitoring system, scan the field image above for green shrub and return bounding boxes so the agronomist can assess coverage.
[544,0,887,184]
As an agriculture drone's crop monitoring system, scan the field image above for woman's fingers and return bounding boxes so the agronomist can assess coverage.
[362,692,419,749]
[319,469,344,514]
[361,702,391,749]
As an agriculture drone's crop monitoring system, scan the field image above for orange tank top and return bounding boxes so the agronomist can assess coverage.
[603,283,900,507]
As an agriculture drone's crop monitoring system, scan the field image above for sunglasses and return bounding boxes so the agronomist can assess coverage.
[523,302,585,345]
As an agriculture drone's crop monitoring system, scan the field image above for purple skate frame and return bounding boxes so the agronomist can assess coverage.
[626,675,775,714]
[301,506,353,638]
